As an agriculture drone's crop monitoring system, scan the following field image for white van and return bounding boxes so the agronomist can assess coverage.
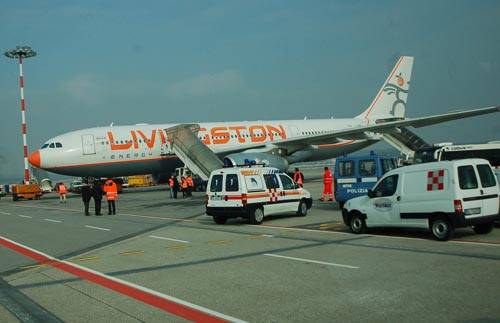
[206,166,313,224]
[343,159,499,240]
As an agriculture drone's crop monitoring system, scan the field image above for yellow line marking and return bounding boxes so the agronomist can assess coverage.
[166,244,190,251]
[72,255,100,262]
[120,250,145,256]
[20,264,47,270]
[208,239,232,245]
[246,235,265,240]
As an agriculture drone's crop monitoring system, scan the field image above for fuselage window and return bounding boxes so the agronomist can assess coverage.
[55,143,62,148]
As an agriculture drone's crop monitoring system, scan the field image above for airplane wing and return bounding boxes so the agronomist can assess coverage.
[212,105,499,155]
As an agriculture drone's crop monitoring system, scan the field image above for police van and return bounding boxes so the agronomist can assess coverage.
[206,166,313,224]
[343,159,499,240]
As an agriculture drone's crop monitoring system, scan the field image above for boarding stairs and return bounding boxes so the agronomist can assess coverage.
[164,124,223,180]
[382,127,431,160]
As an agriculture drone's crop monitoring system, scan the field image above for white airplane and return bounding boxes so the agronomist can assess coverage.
[28,56,499,178]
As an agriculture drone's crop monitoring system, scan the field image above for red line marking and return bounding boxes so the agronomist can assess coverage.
[0,236,230,323]
[318,140,355,148]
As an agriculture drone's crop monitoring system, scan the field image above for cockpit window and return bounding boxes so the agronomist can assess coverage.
[41,144,49,149]
[49,143,55,148]
[55,142,62,148]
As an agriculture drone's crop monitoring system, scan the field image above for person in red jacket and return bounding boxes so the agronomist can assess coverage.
[58,182,67,203]
[103,179,118,215]
[293,168,304,188]
[320,166,334,201]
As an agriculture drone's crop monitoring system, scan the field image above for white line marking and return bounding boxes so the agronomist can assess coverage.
[262,234,274,238]
[18,215,32,218]
[263,253,359,269]
[44,219,62,223]
[149,235,189,244]
[0,211,11,215]
[0,235,247,323]
[85,225,111,231]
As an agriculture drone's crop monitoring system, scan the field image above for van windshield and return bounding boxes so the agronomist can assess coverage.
[210,175,223,192]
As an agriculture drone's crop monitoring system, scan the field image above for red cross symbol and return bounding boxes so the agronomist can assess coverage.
[427,169,445,191]
[269,188,279,202]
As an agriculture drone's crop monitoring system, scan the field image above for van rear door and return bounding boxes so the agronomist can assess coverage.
[475,163,499,216]
[457,164,483,218]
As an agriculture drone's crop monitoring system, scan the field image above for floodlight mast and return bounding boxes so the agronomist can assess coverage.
[4,46,37,184]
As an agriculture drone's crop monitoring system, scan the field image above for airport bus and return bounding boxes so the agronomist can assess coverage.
[414,142,499,168]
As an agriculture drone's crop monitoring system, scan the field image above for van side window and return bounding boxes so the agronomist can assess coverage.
[339,161,354,176]
[373,175,398,197]
[382,159,395,173]
[279,174,295,190]
[263,174,280,189]
[458,165,478,190]
[359,160,376,176]
[244,175,264,192]
[476,164,497,188]
[210,175,223,192]
[225,174,239,192]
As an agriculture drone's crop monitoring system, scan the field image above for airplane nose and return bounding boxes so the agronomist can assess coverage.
[28,150,41,168]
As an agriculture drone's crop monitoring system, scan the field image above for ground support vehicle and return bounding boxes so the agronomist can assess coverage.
[12,184,42,201]
[335,152,397,208]
[343,159,499,241]
[206,166,313,224]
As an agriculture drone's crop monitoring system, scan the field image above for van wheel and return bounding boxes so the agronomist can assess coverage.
[296,200,307,217]
[431,217,454,241]
[472,223,494,234]
[249,207,264,225]
[213,216,227,225]
[12,194,18,201]
[349,213,366,234]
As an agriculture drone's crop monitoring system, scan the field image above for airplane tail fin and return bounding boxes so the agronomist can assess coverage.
[356,56,414,122]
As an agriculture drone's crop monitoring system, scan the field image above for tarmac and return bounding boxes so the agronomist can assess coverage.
[0,173,499,322]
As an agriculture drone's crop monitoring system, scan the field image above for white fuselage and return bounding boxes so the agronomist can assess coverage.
[31,118,378,177]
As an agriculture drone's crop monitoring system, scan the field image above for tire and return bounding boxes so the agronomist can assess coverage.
[431,216,454,241]
[296,200,308,217]
[249,207,264,225]
[472,223,494,234]
[213,216,227,225]
[12,194,18,202]
[349,212,366,234]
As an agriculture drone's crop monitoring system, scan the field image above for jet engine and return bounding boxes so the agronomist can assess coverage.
[223,153,289,172]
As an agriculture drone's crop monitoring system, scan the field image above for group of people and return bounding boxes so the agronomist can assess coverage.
[293,166,335,202]
[80,179,118,216]
[168,175,195,198]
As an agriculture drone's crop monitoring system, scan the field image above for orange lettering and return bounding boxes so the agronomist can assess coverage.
[228,126,246,143]
[199,127,211,145]
[211,127,230,144]
[158,129,167,144]
[130,131,139,149]
[265,125,287,141]
[249,125,266,143]
[137,130,157,149]
[108,132,132,151]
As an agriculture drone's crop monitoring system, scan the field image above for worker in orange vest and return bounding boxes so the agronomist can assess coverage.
[168,175,175,198]
[320,166,334,201]
[58,182,67,203]
[103,179,118,215]
[181,177,188,198]
[186,175,194,196]
[293,168,304,188]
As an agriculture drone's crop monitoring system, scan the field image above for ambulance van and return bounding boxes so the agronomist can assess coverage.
[343,159,499,240]
[206,166,313,224]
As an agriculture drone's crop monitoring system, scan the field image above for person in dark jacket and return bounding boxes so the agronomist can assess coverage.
[81,180,92,216]
[172,176,179,199]
[91,180,104,215]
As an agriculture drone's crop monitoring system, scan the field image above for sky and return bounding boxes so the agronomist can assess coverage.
[1,0,499,181]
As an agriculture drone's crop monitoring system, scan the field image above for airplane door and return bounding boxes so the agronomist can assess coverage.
[81,134,96,155]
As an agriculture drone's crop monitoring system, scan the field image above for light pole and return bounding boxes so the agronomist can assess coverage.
[4,46,37,184]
